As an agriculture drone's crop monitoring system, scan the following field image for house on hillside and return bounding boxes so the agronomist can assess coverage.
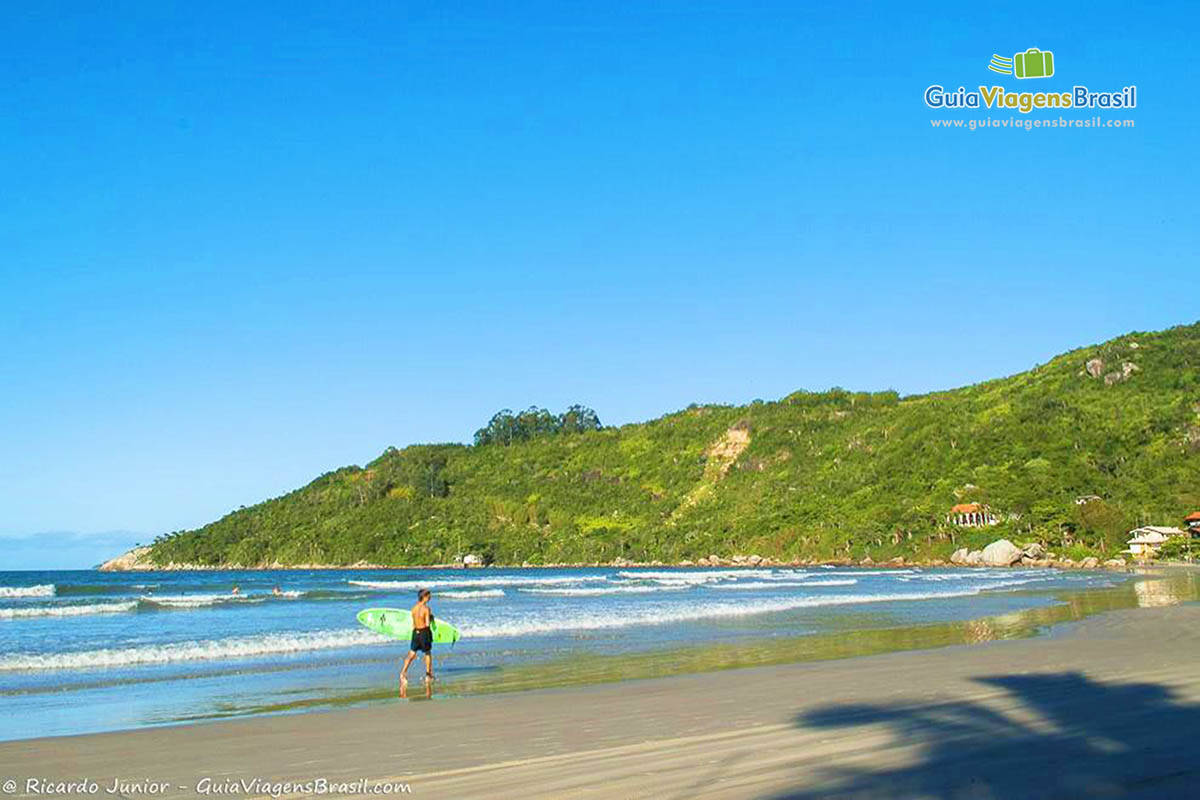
[1075,495,1103,505]
[1185,512,1200,535]
[948,503,998,527]
[1125,526,1186,556]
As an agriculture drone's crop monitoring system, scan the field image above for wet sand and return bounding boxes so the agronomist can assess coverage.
[3,585,1200,798]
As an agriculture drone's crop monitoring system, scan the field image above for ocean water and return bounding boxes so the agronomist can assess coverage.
[0,565,1125,740]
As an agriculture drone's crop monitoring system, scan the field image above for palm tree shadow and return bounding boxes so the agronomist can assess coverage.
[770,672,1200,799]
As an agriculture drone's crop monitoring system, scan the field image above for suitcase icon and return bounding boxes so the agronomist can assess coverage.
[1014,48,1054,79]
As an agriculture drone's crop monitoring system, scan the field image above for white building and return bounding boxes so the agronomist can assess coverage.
[1125,526,1186,556]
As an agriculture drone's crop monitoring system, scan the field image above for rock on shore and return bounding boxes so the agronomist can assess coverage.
[950,539,1125,570]
[980,539,1023,567]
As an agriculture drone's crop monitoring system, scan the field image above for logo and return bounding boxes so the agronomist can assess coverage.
[989,48,1055,79]
[924,46,1136,115]
[988,54,1014,75]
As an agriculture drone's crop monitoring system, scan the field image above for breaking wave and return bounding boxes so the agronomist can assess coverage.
[838,570,917,576]
[460,585,1034,639]
[518,584,686,597]
[139,593,268,608]
[0,584,56,598]
[138,591,305,608]
[349,575,608,590]
[0,628,383,672]
[615,570,780,581]
[0,601,139,619]
[709,579,859,590]
[438,589,506,599]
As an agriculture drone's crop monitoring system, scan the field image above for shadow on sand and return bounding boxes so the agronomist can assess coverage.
[770,671,1200,799]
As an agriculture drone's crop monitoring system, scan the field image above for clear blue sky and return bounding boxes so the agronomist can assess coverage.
[1,1,1196,568]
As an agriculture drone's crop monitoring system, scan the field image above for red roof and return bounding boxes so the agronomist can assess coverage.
[950,503,982,514]
[1185,511,1200,522]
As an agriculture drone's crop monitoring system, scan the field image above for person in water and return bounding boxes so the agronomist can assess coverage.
[231,585,240,596]
[399,588,435,688]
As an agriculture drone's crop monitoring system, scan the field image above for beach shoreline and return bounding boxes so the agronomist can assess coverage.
[3,571,1198,798]
[98,548,1147,573]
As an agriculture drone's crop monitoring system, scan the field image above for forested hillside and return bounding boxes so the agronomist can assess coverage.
[147,322,1200,567]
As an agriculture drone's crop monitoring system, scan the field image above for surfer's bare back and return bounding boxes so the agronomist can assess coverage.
[399,588,434,690]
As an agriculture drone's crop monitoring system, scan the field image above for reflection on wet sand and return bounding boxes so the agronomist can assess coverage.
[400,679,433,701]
[1133,568,1199,607]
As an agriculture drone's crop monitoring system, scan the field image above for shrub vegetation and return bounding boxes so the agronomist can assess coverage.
[149,323,1200,567]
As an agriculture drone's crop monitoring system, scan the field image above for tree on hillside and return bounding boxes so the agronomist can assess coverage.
[559,404,602,433]
[474,405,603,446]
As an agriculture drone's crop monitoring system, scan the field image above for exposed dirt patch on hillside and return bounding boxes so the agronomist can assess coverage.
[670,421,751,522]
[703,421,750,479]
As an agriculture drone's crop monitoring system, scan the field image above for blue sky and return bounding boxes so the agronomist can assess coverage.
[1,1,1196,568]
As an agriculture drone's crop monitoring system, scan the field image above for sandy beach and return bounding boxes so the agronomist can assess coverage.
[3,594,1199,799]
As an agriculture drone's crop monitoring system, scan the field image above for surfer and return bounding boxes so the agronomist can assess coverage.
[231,585,240,596]
[399,588,435,689]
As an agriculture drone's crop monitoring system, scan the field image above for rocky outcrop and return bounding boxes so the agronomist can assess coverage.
[1103,361,1140,386]
[1020,542,1046,560]
[948,539,1119,570]
[980,539,1023,567]
[1085,355,1140,386]
[98,546,153,572]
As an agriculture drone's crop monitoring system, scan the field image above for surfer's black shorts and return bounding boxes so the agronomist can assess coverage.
[410,627,432,654]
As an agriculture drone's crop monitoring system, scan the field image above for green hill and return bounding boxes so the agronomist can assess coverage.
[147,322,1200,567]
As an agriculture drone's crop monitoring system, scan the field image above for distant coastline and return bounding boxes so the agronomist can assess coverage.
[97,545,1133,573]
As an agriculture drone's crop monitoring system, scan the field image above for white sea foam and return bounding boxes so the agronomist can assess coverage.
[756,572,817,580]
[138,590,305,608]
[140,593,266,608]
[709,579,859,590]
[460,585,1035,639]
[635,576,723,587]
[349,575,608,590]
[0,601,138,619]
[0,628,383,672]
[615,570,778,581]
[438,589,506,599]
[519,584,686,597]
[957,577,1043,591]
[0,584,56,598]
[899,570,1054,584]
[838,570,917,576]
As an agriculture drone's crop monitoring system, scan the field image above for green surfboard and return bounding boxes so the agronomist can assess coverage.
[357,607,461,644]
